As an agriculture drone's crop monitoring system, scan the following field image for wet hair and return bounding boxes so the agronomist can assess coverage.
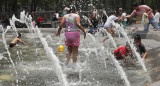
[134,34,141,40]
[109,11,116,15]
[126,42,131,50]
[68,5,76,13]
[132,2,138,7]
[17,33,21,38]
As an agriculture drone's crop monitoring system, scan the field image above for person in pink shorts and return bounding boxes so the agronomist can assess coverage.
[55,6,86,66]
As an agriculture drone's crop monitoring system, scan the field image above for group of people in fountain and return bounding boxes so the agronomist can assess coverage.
[114,34,147,64]
[54,3,148,68]
[10,2,160,68]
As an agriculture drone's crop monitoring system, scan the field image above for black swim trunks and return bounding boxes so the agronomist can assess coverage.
[9,43,16,48]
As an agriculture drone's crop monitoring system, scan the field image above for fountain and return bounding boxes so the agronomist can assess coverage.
[107,49,131,86]
[82,15,92,27]
[0,5,157,85]
[93,27,130,86]
[9,11,34,36]
[1,25,18,74]
[34,26,68,86]
[102,10,108,19]
[104,28,117,48]
[112,21,147,72]
[23,12,68,86]
[1,11,68,86]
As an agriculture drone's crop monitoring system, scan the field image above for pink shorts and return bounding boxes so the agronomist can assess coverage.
[65,31,80,46]
[32,21,36,28]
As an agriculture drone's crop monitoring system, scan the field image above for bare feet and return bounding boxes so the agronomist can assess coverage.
[154,29,159,31]
[143,83,150,86]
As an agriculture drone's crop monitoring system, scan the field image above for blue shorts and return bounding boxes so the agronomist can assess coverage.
[144,17,159,31]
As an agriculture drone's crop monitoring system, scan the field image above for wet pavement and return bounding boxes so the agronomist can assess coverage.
[0,25,160,86]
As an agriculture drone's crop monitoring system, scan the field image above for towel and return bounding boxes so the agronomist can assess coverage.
[141,13,149,25]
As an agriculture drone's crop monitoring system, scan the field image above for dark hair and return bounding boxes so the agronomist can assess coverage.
[69,5,76,13]
[134,34,141,40]
[132,2,138,7]
[17,33,21,38]
[109,11,116,15]
[126,42,131,50]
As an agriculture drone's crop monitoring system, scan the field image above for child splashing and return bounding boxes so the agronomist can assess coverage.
[113,42,133,65]
[55,6,86,69]
[9,33,29,48]
[103,11,121,42]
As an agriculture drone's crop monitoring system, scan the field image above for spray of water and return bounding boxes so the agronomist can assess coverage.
[82,15,92,26]
[6,11,69,86]
[1,25,18,74]
[102,10,108,18]
[56,33,65,45]
[10,11,34,37]
[107,49,131,86]
[20,11,34,33]
[112,21,147,72]
[0,53,7,60]
[10,15,19,36]
[103,28,117,49]
[86,33,96,43]
[34,26,68,86]
[98,28,130,86]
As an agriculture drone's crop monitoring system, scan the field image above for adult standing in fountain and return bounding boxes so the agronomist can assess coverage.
[55,6,86,68]
[125,3,159,31]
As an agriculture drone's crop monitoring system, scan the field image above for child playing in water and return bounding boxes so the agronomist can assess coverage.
[9,33,29,48]
[121,10,127,29]
[55,6,86,68]
[134,34,147,59]
[103,11,121,42]
[113,42,133,63]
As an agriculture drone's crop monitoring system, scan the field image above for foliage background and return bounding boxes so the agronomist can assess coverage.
[0,0,159,13]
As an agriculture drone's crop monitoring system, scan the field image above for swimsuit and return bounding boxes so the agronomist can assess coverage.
[64,14,80,46]
[9,43,16,48]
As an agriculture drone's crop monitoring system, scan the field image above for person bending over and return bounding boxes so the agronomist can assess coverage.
[9,33,29,48]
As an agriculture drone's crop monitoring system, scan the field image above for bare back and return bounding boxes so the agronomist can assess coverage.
[11,38,21,44]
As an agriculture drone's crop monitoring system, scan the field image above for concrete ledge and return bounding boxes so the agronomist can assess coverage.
[0,28,58,33]
[1,27,160,41]
[128,30,160,41]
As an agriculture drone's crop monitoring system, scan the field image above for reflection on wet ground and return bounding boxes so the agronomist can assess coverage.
[0,32,160,86]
